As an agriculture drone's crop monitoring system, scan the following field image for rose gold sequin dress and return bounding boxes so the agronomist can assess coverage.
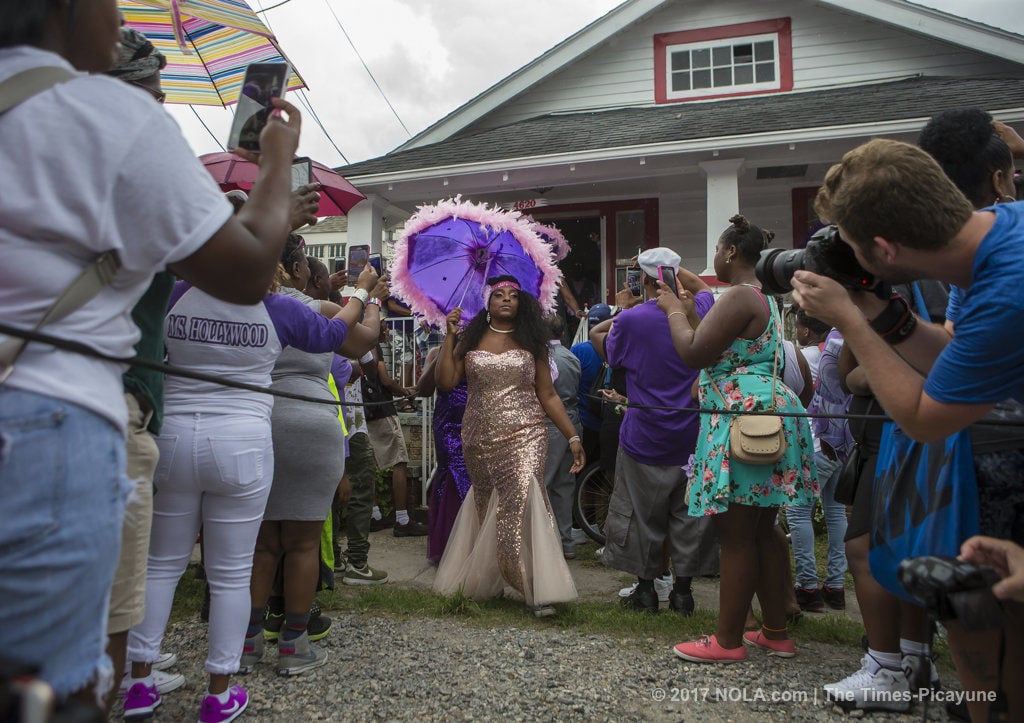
[433,349,578,606]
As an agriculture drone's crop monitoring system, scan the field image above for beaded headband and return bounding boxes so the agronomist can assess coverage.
[487,280,521,296]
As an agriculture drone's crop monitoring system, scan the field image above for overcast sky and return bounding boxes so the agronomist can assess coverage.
[168,0,1023,166]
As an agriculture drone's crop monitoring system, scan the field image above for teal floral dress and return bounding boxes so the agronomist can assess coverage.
[689,291,818,516]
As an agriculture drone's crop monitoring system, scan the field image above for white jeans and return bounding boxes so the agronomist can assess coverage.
[127,413,273,675]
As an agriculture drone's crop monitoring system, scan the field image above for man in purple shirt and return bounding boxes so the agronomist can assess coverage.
[591,248,720,614]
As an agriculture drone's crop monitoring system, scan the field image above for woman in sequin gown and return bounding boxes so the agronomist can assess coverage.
[432,277,584,613]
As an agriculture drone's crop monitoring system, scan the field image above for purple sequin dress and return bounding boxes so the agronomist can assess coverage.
[427,379,470,563]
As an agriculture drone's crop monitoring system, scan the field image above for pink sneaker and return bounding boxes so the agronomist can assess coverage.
[198,685,249,723]
[742,629,796,657]
[123,680,160,719]
[673,635,747,663]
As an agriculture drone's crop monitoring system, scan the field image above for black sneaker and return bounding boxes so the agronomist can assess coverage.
[821,586,846,610]
[795,586,825,613]
[668,589,695,617]
[307,604,332,642]
[620,586,659,614]
[393,520,428,537]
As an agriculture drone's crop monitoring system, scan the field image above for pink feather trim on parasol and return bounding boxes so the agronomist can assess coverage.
[391,196,562,328]
[531,222,570,261]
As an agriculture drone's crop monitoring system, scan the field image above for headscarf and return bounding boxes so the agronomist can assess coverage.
[107,27,166,82]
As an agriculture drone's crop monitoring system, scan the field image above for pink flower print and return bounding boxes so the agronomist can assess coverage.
[703,467,715,482]
[742,396,757,411]
[735,365,749,374]
[771,473,784,487]
[728,388,744,403]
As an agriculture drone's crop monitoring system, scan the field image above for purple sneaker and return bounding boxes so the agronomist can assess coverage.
[198,685,249,723]
[123,680,161,719]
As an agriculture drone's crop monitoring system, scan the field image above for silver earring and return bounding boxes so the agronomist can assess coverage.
[487,312,491,323]
[726,258,731,264]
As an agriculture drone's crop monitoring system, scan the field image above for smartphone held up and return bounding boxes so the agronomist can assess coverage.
[227,63,290,152]
[658,265,679,297]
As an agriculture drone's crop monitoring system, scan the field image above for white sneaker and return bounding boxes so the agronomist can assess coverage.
[902,653,941,692]
[151,652,177,671]
[617,573,673,603]
[823,654,911,711]
[118,668,185,695]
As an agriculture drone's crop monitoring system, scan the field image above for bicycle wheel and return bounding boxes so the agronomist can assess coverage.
[573,463,614,545]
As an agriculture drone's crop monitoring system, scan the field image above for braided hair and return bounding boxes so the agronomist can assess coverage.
[456,275,550,361]
[721,214,775,265]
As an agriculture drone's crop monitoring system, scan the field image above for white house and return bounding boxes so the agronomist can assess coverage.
[337,0,1024,303]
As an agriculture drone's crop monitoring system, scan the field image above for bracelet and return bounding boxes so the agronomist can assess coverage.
[351,288,369,306]
[567,435,581,446]
[367,298,381,307]
[667,311,686,320]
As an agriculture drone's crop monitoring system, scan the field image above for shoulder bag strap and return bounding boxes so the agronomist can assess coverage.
[0,66,76,116]
[0,251,121,383]
[0,67,120,384]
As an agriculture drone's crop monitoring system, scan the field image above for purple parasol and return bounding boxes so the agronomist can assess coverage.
[391,197,561,328]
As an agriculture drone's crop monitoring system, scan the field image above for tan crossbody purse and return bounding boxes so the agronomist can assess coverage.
[705,293,787,465]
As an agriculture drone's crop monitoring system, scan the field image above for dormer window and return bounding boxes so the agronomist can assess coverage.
[655,18,793,104]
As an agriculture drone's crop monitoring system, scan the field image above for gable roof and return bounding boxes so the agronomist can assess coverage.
[397,0,1024,153]
[339,76,1024,180]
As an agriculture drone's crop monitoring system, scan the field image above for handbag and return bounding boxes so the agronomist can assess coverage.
[833,442,865,506]
[706,295,786,465]
[868,424,979,601]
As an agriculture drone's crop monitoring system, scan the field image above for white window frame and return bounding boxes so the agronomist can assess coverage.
[664,31,781,101]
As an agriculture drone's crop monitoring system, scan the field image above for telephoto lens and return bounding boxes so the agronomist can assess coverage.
[755,247,806,295]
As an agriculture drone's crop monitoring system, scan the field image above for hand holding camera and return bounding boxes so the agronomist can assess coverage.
[655,280,687,318]
[960,535,1024,603]
[898,554,1005,631]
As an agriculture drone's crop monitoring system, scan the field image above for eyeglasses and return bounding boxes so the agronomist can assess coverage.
[129,81,166,104]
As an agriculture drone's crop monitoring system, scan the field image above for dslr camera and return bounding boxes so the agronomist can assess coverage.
[754,225,890,298]
[898,555,1005,631]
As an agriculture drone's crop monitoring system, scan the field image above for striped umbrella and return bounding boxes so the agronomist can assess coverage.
[120,0,306,106]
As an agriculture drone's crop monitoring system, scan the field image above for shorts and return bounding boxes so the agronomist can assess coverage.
[0,388,130,697]
[108,394,159,633]
[844,449,878,542]
[367,415,409,469]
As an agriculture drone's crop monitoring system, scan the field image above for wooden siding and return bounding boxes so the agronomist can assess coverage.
[465,0,1020,135]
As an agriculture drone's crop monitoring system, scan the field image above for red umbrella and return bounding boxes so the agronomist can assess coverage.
[199,152,366,216]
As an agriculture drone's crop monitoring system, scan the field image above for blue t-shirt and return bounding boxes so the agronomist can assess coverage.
[571,340,603,431]
[925,202,1024,405]
[945,285,963,325]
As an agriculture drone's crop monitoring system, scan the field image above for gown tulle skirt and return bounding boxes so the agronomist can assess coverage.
[432,477,578,606]
[433,349,577,607]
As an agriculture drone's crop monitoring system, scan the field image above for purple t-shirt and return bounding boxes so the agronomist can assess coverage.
[604,293,714,466]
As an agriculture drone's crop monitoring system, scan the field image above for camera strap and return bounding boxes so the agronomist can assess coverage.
[0,66,121,385]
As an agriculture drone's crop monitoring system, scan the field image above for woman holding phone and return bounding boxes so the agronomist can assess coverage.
[656,215,817,664]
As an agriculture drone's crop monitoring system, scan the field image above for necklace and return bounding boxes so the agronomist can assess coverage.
[488,324,514,334]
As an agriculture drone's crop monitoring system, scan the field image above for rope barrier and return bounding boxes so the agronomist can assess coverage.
[2,321,1022,428]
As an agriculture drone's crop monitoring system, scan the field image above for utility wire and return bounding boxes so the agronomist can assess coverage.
[253,0,350,165]
[190,106,226,151]
[295,89,349,164]
[320,0,412,137]
[254,0,294,11]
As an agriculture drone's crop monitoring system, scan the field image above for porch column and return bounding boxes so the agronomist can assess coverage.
[345,193,386,252]
[698,159,745,275]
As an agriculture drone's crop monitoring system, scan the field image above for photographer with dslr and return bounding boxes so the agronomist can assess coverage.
[791,137,1024,723]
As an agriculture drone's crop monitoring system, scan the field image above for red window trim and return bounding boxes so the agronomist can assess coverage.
[654,18,793,105]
